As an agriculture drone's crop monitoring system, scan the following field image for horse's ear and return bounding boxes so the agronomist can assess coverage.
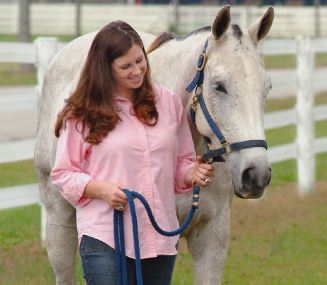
[212,6,231,40]
[248,7,274,44]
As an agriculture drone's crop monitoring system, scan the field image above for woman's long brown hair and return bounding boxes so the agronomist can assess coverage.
[55,21,158,145]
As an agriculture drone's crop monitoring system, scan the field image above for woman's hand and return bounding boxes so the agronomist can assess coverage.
[100,182,128,211]
[84,180,128,211]
[186,155,215,187]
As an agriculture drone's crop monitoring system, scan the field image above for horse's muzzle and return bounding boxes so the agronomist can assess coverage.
[235,165,272,199]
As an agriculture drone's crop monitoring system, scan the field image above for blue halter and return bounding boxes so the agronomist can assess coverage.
[185,39,267,163]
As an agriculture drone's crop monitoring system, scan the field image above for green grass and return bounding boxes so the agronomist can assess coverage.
[0,63,36,86]
[0,160,36,188]
[265,92,327,112]
[266,120,327,147]
[0,204,83,285]
[0,205,40,250]
[222,188,327,285]
[0,34,76,43]
[264,53,327,69]
[264,54,296,69]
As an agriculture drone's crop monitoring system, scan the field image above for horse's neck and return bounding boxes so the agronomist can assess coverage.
[149,32,209,106]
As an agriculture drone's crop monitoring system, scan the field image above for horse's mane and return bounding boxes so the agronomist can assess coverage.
[147,26,211,54]
[147,32,176,54]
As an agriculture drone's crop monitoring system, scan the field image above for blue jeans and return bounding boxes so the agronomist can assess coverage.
[79,235,177,285]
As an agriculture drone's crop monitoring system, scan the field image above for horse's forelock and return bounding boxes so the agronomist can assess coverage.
[232,24,243,39]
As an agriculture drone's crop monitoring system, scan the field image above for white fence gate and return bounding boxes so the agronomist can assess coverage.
[0,37,327,242]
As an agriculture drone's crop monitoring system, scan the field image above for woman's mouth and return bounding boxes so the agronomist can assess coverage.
[130,75,143,82]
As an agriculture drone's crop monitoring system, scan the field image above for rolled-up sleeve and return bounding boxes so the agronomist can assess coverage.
[51,118,92,207]
[173,95,196,194]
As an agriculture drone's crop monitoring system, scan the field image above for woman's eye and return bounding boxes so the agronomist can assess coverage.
[213,83,227,94]
[121,64,129,70]
[136,57,143,63]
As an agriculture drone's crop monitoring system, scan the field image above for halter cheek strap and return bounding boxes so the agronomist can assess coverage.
[185,39,268,163]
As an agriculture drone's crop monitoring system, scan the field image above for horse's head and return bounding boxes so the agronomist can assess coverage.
[194,6,274,199]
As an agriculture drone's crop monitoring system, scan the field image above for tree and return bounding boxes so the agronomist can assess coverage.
[76,0,82,37]
[18,0,30,43]
[18,0,33,72]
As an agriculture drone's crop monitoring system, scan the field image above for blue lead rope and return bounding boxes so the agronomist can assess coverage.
[113,186,201,285]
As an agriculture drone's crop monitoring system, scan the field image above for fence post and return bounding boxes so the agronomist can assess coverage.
[34,37,60,244]
[34,37,59,102]
[295,36,315,194]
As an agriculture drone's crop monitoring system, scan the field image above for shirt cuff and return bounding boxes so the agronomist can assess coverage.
[175,162,195,194]
[60,173,92,207]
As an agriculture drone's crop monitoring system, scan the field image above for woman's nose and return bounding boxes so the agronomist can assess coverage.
[132,65,142,75]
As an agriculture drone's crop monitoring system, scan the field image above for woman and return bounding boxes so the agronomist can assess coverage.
[51,21,214,285]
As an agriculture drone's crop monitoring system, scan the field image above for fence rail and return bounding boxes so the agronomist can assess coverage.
[0,37,326,214]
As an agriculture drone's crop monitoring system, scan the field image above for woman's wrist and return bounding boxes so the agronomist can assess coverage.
[84,180,107,199]
[184,166,196,187]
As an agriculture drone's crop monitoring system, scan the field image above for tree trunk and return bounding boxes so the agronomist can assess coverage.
[18,0,33,72]
[76,0,82,37]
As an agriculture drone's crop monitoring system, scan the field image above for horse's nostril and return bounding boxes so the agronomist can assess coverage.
[242,167,255,189]
[241,166,271,189]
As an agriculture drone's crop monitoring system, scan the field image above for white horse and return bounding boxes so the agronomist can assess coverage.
[34,6,274,285]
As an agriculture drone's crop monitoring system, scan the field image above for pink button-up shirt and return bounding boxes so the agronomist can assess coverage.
[51,84,196,259]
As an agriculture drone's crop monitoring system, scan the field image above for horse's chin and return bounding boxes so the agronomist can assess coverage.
[233,185,266,199]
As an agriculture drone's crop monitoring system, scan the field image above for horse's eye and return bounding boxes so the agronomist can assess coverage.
[270,83,272,89]
[213,82,227,94]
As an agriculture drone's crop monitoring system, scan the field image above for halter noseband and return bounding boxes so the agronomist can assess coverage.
[185,39,267,163]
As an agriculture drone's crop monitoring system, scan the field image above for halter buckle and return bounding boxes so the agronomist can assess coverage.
[222,141,232,155]
[195,85,202,96]
[196,53,207,71]
[191,95,199,111]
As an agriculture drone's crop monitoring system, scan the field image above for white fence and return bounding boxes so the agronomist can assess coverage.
[0,37,327,242]
[1,4,327,37]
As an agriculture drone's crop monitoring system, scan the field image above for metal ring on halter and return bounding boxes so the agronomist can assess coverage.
[118,203,124,210]
[204,177,211,185]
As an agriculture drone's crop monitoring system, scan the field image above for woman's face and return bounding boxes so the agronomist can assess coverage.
[111,44,147,96]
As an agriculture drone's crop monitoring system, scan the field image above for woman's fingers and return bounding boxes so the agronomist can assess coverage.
[195,166,215,179]
[193,156,216,187]
[193,175,208,187]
